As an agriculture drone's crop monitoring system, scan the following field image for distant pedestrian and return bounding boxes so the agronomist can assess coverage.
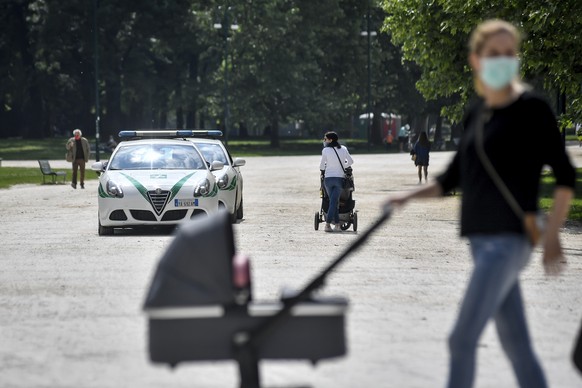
[106,135,118,152]
[410,131,431,183]
[576,123,582,147]
[398,124,409,152]
[319,131,354,232]
[384,19,575,388]
[66,129,90,189]
[385,131,394,150]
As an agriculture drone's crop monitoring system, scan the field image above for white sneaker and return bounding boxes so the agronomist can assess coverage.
[324,224,333,232]
[333,224,343,232]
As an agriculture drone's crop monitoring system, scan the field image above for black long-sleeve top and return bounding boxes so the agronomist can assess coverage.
[436,92,576,236]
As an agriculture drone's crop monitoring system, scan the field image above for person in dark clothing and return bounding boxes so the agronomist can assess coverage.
[383,20,575,388]
[411,131,431,183]
[66,129,91,189]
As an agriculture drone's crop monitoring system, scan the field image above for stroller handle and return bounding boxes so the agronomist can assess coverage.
[237,205,393,351]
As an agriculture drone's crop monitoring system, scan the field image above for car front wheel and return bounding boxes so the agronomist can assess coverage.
[236,197,244,219]
[98,220,114,236]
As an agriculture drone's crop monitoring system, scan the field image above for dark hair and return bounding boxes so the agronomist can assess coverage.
[418,132,430,147]
[324,131,341,149]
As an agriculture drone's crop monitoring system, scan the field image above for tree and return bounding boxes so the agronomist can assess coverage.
[0,0,435,142]
[381,0,582,123]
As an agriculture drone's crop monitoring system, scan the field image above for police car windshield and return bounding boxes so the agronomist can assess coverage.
[108,144,205,170]
[193,143,229,165]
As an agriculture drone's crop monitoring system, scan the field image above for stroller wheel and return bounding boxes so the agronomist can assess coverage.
[352,212,358,232]
[314,212,320,230]
[340,222,351,231]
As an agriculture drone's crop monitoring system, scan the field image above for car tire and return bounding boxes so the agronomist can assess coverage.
[229,210,237,224]
[236,197,244,219]
[98,220,114,236]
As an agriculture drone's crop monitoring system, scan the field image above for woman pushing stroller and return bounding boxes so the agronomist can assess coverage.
[319,131,354,232]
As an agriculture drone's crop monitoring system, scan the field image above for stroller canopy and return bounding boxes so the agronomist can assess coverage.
[144,211,235,308]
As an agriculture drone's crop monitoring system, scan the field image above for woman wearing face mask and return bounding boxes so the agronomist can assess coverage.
[320,131,354,232]
[384,20,575,387]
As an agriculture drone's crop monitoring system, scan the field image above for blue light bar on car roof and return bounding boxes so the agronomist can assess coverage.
[118,129,223,139]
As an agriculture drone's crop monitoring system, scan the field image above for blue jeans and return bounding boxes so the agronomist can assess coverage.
[447,234,547,388]
[324,177,343,224]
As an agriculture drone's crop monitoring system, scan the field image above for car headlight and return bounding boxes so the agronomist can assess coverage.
[194,178,210,197]
[217,174,229,190]
[106,179,124,198]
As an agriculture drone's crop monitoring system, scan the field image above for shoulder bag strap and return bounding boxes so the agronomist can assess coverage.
[474,108,525,220]
[331,147,346,174]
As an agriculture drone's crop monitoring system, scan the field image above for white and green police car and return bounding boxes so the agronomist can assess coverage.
[189,138,245,223]
[91,130,224,235]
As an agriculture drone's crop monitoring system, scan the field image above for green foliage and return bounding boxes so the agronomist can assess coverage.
[0,0,432,147]
[2,0,581,143]
[381,0,582,123]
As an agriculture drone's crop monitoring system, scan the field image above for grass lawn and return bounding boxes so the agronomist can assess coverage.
[0,136,390,160]
[0,167,98,189]
[538,168,582,223]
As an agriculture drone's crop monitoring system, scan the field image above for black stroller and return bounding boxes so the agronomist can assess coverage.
[144,208,391,388]
[314,167,358,231]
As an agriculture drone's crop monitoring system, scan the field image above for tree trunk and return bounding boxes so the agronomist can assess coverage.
[14,1,44,139]
[557,91,566,147]
[371,107,383,145]
[434,113,443,141]
[159,110,168,129]
[176,77,184,129]
[186,55,199,128]
[270,117,280,148]
[104,70,123,133]
[176,106,184,129]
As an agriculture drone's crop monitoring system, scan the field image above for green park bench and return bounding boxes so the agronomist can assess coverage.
[38,160,67,184]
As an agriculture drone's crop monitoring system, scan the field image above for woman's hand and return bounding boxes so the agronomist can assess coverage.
[542,187,574,276]
[382,181,443,211]
[542,232,566,276]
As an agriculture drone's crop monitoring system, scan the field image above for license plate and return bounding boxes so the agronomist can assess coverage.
[174,199,198,207]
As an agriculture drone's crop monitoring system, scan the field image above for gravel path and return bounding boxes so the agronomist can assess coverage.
[1,147,581,388]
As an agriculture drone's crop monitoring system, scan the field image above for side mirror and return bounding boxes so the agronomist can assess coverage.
[233,158,246,167]
[91,161,104,172]
[91,161,107,176]
[210,161,225,171]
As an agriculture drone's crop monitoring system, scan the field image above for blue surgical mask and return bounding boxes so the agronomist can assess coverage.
[479,56,519,90]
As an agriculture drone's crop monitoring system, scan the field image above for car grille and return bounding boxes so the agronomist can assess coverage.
[147,190,171,215]
[161,210,187,221]
[130,210,157,221]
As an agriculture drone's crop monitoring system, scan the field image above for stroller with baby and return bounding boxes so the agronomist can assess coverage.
[314,167,358,231]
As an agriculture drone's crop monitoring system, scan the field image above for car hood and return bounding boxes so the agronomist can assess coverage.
[106,170,208,190]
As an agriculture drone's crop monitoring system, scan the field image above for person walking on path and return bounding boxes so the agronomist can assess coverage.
[319,131,354,232]
[398,124,409,152]
[410,131,431,183]
[384,20,575,388]
[66,129,90,189]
